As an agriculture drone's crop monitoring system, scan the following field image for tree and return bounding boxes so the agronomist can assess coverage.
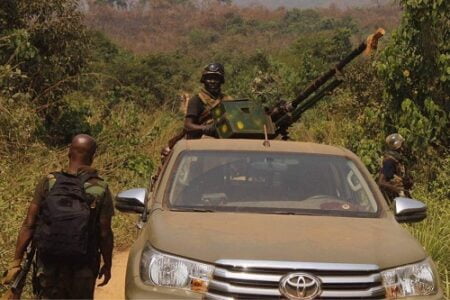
[0,0,91,145]
[376,0,449,155]
[0,0,89,105]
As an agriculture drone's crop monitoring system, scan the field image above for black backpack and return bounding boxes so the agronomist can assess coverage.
[34,172,98,259]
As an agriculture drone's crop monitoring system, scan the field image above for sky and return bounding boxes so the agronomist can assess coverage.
[233,0,390,9]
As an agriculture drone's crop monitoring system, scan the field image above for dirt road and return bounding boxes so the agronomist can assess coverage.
[95,250,129,299]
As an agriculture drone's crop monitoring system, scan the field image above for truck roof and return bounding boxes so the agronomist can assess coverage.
[174,138,351,157]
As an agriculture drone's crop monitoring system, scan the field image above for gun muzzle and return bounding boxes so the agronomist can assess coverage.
[364,28,385,56]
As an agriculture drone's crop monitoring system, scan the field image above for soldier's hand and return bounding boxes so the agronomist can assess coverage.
[1,289,19,300]
[1,289,21,300]
[1,259,22,285]
[161,146,171,157]
[202,124,216,137]
[97,264,111,287]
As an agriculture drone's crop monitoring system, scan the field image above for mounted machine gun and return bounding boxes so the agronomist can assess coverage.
[270,28,385,140]
[164,28,385,154]
[211,28,385,140]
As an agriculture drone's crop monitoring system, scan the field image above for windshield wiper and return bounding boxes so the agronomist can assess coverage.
[172,208,215,213]
[270,211,315,216]
[271,211,296,215]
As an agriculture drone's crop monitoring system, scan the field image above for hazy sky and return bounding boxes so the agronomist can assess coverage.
[233,0,390,9]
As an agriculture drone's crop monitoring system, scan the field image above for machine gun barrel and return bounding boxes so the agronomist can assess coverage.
[275,79,343,137]
[291,44,364,107]
[270,28,385,124]
[292,79,343,120]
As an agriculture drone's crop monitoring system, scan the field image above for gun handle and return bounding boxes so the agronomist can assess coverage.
[10,268,27,297]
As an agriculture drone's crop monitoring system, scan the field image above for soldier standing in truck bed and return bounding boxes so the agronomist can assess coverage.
[184,63,232,139]
[378,133,414,204]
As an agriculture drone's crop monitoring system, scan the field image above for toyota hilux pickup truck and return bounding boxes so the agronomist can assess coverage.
[116,139,443,299]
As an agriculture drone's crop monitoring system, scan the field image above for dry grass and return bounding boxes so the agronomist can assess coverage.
[84,1,400,55]
[0,104,183,289]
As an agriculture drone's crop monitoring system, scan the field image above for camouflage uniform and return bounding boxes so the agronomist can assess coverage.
[32,166,114,299]
[378,150,412,203]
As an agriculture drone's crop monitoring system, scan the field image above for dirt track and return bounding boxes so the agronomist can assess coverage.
[95,250,129,300]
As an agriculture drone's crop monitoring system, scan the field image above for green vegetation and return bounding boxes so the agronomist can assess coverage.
[0,0,448,297]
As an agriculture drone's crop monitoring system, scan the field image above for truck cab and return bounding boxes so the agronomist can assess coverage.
[116,139,442,299]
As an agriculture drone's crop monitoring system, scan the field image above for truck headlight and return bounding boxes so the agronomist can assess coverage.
[140,244,214,293]
[381,258,438,298]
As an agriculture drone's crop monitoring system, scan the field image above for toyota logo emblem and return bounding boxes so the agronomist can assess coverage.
[279,273,321,300]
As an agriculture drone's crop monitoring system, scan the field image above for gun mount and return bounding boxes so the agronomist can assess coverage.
[212,99,276,139]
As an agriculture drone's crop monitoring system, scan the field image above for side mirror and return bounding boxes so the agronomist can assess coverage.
[115,188,148,214]
[394,197,427,223]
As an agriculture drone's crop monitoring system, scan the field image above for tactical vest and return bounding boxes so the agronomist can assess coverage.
[383,151,406,179]
[197,89,232,124]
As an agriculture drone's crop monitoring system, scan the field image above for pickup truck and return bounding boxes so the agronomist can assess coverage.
[116,139,443,299]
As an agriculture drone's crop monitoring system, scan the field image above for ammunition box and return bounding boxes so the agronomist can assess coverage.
[212,100,276,139]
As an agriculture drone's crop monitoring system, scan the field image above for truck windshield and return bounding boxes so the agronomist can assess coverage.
[167,151,378,217]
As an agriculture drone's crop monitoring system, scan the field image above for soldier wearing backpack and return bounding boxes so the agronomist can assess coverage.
[1,134,114,299]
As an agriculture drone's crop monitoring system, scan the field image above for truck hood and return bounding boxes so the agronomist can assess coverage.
[147,211,426,270]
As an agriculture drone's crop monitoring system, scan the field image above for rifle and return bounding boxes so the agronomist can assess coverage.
[166,99,222,149]
[9,243,36,299]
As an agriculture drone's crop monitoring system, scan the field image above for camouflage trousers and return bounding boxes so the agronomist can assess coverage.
[381,188,411,205]
[34,255,99,299]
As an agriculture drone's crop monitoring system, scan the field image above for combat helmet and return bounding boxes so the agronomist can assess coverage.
[386,133,405,150]
[200,63,225,84]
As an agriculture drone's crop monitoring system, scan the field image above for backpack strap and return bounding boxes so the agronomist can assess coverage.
[78,172,101,185]
[78,172,103,206]
[47,173,59,190]
[46,172,102,206]
[46,170,102,190]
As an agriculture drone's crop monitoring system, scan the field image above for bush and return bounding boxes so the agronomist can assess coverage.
[0,93,39,155]
[0,0,89,103]
[39,93,103,145]
[376,0,450,155]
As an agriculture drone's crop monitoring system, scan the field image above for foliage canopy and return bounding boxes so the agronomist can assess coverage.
[0,0,448,296]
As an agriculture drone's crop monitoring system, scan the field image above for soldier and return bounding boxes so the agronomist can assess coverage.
[184,63,232,139]
[378,133,413,204]
[1,134,114,299]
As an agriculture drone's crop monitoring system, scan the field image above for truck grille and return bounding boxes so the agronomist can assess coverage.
[206,259,385,299]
